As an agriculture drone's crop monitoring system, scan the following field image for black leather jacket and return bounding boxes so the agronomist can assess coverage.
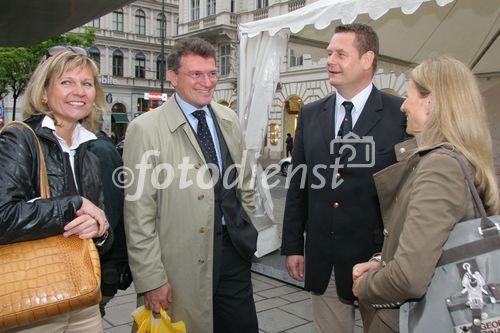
[0,115,104,244]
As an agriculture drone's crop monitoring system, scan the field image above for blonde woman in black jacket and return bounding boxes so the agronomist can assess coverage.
[0,49,110,332]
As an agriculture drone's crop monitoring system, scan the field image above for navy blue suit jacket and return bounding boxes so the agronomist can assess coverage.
[281,85,407,300]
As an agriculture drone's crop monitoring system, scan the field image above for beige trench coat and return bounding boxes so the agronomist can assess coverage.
[123,97,255,333]
[358,139,476,332]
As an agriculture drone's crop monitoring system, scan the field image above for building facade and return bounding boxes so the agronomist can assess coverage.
[1,0,406,150]
[76,0,180,141]
[2,0,179,142]
[3,0,498,162]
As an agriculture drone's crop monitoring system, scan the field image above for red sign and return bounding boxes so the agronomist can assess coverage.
[144,92,167,101]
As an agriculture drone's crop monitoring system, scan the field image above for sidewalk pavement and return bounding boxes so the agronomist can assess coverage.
[102,272,364,333]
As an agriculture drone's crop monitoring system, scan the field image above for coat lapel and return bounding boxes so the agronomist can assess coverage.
[163,96,206,163]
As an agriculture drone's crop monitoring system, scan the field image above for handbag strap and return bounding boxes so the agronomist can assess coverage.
[0,121,51,199]
[437,147,498,235]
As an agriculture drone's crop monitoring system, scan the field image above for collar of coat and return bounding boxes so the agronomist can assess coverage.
[394,136,456,163]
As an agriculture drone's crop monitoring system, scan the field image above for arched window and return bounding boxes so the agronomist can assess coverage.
[135,9,146,35]
[113,49,124,76]
[112,9,124,32]
[156,13,166,38]
[135,52,146,78]
[156,54,166,80]
[112,103,127,113]
[89,46,100,68]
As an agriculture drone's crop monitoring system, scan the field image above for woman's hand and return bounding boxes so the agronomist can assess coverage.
[352,260,381,297]
[352,260,380,281]
[352,274,364,297]
[63,197,109,238]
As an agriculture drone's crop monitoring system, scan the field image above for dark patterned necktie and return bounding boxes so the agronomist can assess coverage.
[192,110,219,168]
[337,101,354,137]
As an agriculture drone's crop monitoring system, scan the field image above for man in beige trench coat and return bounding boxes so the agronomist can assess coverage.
[123,37,258,333]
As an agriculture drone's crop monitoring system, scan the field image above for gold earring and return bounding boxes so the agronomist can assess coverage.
[42,98,47,104]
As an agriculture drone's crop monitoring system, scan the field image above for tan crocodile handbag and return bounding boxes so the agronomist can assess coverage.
[0,121,102,329]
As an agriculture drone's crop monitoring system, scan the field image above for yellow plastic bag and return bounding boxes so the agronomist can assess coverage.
[132,306,187,333]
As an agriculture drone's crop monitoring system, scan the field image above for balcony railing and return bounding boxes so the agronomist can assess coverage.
[188,21,200,31]
[253,8,269,21]
[289,0,306,11]
[203,16,216,27]
[230,13,238,25]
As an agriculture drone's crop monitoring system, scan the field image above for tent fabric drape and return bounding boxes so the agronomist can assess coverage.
[238,30,289,257]
[238,30,289,151]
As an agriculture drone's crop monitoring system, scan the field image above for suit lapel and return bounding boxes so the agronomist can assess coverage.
[352,85,383,137]
[321,94,337,149]
[336,86,383,162]
[211,103,238,164]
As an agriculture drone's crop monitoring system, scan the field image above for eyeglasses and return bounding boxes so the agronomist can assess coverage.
[45,45,88,60]
[179,71,218,81]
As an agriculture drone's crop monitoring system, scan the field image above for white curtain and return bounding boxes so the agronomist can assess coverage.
[238,29,289,150]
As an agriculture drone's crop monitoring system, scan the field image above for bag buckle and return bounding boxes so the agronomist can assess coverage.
[461,262,487,309]
[478,222,499,235]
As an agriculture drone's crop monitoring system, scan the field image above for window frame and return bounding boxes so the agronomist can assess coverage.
[135,52,146,79]
[156,13,166,37]
[112,10,124,32]
[89,46,101,68]
[191,0,200,20]
[257,0,268,9]
[88,18,100,28]
[219,44,231,76]
[112,49,124,76]
[135,9,146,35]
[207,0,216,16]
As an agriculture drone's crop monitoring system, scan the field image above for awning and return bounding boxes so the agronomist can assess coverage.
[1,0,136,46]
[111,113,129,124]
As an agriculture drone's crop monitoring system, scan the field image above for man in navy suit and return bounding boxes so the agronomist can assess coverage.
[281,23,407,332]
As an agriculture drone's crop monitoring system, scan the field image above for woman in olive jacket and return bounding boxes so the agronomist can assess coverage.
[351,56,500,332]
[0,50,110,332]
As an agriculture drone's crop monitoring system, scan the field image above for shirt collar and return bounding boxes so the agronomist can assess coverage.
[175,93,209,118]
[336,83,373,114]
[41,116,96,151]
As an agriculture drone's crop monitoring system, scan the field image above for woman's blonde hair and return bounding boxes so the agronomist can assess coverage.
[23,50,105,132]
[411,56,499,215]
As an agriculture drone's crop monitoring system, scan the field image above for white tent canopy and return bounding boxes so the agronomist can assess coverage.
[237,0,499,256]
